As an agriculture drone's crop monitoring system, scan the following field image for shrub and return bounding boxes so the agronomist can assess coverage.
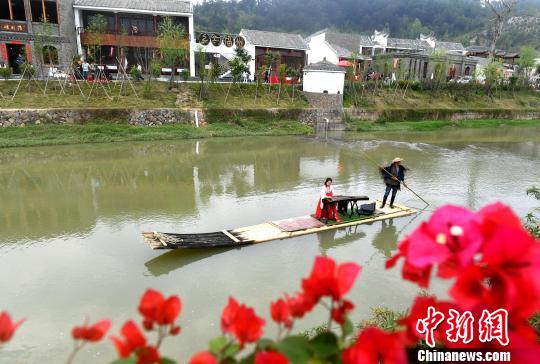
[0,66,12,80]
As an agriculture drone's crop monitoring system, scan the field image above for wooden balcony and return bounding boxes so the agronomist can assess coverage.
[80,33,189,49]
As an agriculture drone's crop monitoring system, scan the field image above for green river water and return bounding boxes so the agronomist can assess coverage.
[0,126,539,363]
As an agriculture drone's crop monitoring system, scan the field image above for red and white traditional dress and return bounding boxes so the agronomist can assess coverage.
[315,185,341,221]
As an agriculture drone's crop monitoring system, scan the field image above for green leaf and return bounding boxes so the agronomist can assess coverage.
[342,318,354,338]
[309,332,339,359]
[276,336,312,364]
[209,336,228,355]
[111,359,136,364]
[256,338,277,351]
[223,343,241,358]
[160,358,177,364]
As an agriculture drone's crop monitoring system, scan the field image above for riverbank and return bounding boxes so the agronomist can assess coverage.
[345,118,540,132]
[2,117,539,148]
[0,119,312,148]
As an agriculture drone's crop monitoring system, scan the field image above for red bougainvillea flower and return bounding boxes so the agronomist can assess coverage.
[189,351,218,364]
[255,351,289,364]
[477,202,524,238]
[285,292,316,319]
[110,320,148,358]
[399,296,460,347]
[331,299,355,325]
[270,298,292,328]
[342,327,406,364]
[220,297,266,346]
[387,205,484,286]
[138,289,182,327]
[136,345,160,364]
[0,311,24,343]
[72,319,111,342]
[301,256,362,302]
[221,297,240,333]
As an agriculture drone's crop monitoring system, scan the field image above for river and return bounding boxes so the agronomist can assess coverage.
[0,126,539,363]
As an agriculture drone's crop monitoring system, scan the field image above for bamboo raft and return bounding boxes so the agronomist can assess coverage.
[143,199,417,250]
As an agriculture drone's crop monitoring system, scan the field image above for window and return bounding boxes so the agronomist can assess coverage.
[119,15,155,36]
[42,45,58,64]
[30,0,58,24]
[1,0,26,21]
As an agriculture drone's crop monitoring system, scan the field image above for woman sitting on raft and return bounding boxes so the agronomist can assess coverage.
[315,178,342,223]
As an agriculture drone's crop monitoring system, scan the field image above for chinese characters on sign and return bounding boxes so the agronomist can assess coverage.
[223,35,234,48]
[416,306,509,348]
[0,22,27,33]
[210,33,221,47]
[197,33,245,49]
[198,33,210,46]
[234,36,245,49]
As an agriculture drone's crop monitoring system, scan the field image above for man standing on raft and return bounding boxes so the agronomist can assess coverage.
[380,157,407,209]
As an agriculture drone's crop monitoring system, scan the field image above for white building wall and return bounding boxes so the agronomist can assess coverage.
[303,71,345,94]
[188,16,195,77]
[306,33,339,64]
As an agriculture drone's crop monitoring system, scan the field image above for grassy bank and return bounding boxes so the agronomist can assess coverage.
[2,80,539,111]
[344,86,540,110]
[0,119,312,148]
[345,118,540,132]
[0,81,308,109]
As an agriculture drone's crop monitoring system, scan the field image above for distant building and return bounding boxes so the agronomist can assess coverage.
[0,0,78,75]
[303,59,346,94]
[73,0,195,76]
[373,50,478,81]
[306,29,467,74]
[239,28,308,81]
[466,45,520,66]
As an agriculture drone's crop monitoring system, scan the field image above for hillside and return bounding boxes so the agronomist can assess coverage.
[194,0,540,50]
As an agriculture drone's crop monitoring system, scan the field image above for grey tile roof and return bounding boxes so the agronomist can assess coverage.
[73,0,192,14]
[304,59,346,72]
[325,32,362,54]
[436,41,465,51]
[387,38,431,50]
[466,45,490,53]
[241,29,308,50]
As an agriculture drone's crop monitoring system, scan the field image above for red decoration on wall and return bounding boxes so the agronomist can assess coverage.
[25,44,32,62]
[1,43,7,61]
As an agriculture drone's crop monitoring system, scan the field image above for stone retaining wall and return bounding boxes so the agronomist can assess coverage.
[303,92,344,109]
[345,108,540,122]
[1,107,539,128]
[0,108,203,127]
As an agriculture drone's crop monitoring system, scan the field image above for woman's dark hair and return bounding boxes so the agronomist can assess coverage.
[324,178,333,186]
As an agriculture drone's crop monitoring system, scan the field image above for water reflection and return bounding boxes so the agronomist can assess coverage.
[372,220,398,257]
[144,247,233,276]
[316,227,367,255]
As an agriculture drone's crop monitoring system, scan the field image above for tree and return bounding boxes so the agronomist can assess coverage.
[84,14,107,64]
[196,46,208,100]
[33,15,55,77]
[483,60,503,96]
[481,0,519,59]
[264,51,279,78]
[226,47,252,102]
[517,46,537,85]
[158,17,188,90]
